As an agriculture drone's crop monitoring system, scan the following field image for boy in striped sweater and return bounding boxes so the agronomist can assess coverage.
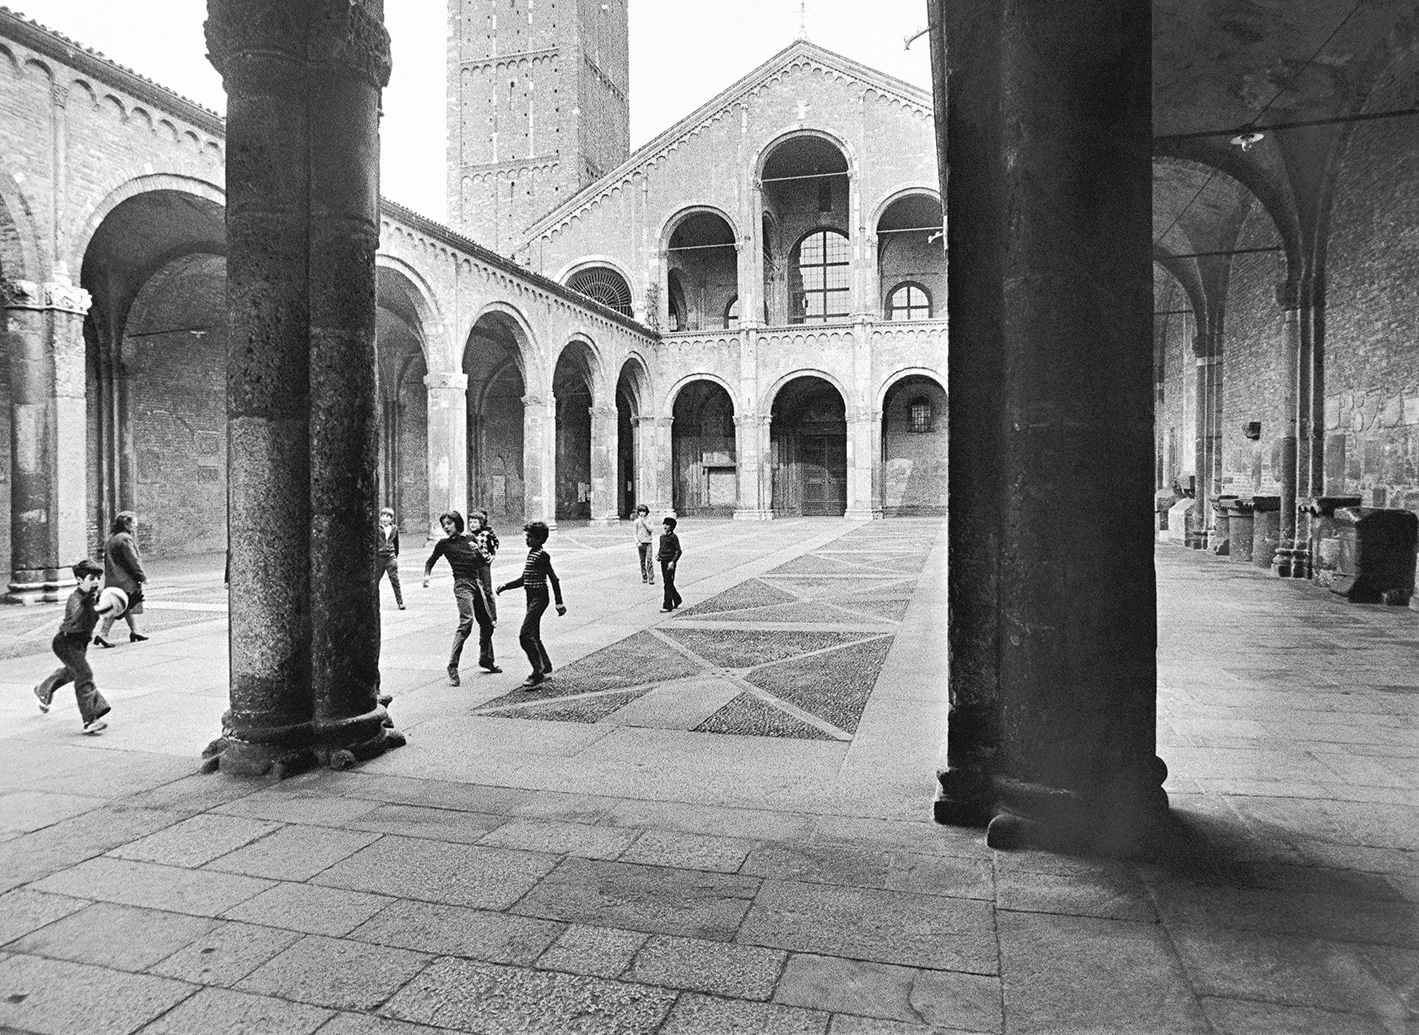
[496,521,566,689]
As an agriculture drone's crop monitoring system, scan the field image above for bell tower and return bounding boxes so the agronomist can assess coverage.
[447,0,630,253]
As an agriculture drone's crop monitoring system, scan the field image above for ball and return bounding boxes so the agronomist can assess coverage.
[98,586,128,617]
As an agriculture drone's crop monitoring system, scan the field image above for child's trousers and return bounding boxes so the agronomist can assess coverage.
[37,634,111,724]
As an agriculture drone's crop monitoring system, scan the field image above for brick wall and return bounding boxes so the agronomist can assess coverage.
[125,254,227,558]
[1219,206,1290,498]
[1154,270,1196,494]
[1323,68,1419,512]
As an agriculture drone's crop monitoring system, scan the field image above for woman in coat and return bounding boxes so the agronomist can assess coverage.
[94,511,148,647]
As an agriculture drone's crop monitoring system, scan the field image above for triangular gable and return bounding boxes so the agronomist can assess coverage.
[520,39,933,245]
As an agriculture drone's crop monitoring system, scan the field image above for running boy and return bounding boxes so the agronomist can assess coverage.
[658,516,683,612]
[496,521,566,689]
[423,510,500,685]
[470,508,500,625]
[34,559,115,734]
[633,504,655,584]
[377,507,405,609]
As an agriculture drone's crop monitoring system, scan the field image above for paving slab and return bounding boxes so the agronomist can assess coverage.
[347,802,506,844]
[0,790,107,834]
[236,934,433,1011]
[137,985,334,1034]
[0,952,196,1035]
[0,804,182,893]
[477,817,640,859]
[512,857,761,941]
[205,823,383,881]
[380,957,678,1035]
[536,924,649,978]
[312,834,558,909]
[617,829,755,873]
[660,993,830,1035]
[0,888,89,946]
[624,933,786,1000]
[1196,997,1398,1035]
[147,920,303,987]
[29,856,274,917]
[109,812,280,868]
[775,952,1001,1032]
[997,911,1208,1035]
[739,880,998,975]
[348,898,563,963]
[313,1013,466,1035]
[219,882,394,937]
[8,901,216,971]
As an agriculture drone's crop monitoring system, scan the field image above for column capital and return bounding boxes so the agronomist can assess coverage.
[522,393,552,408]
[206,0,392,89]
[2,277,92,315]
[423,371,468,391]
[589,405,619,421]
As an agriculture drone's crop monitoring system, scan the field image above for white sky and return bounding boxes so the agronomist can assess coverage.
[20,1,934,222]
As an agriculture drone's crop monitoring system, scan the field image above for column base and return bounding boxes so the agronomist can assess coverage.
[5,576,78,605]
[588,515,621,527]
[202,708,406,778]
[733,508,775,521]
[843,507,882,521]
[937,760,1172,857]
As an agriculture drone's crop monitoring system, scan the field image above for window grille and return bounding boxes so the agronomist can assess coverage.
[793,230,850,324]
[566,267,633,316]
[887,282,932,321]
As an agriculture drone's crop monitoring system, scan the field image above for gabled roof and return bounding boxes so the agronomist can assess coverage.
[520,39,933,244]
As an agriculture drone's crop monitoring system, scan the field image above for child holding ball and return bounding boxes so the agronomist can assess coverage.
[34,559,115,734]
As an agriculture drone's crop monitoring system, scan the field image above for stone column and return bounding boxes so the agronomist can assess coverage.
[652,416,675,515]
[1194,343,1224,546]
[742,185,765,328]
[4,276,91,603]
[522,393,556,523]
[423,372,468,536]
[204,0,402,776]
[634,415,660,515]
[1272,291,1301,575]
[844,409,876,519]
[931,0,1167,853]
[733,414,772,520]
[855,232,880,320]
[589,404,618,523]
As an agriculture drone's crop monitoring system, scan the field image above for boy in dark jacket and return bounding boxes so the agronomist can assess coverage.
[658,516,683,612]
[35,559,115,734]
[377,506,405,609]
[496,521,566,689]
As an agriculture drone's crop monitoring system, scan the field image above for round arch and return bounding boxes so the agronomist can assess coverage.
[867,184,942,231]
[615,351,654,412]
[0,172,41,280]
[376,254,449,369]
[659,204,742,253]
[754,126,858,181]
[760,367,853,417]
[549,332,606,401]
[876,366,947,411]
[465,300,538,384]
[555,256,639,317]
[71,172,226,264]
[665,370,738,417]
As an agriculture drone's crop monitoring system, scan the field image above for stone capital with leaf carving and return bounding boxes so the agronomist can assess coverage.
[206,0,391,90]
[2,278,93,315]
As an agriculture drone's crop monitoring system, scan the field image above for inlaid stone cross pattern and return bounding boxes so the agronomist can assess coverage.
[473,524,929,740]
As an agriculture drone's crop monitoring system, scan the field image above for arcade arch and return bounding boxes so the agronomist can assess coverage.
[80,187,226,559]
[615,357,651,517]
[553,340,597,520]
[664,209,738,332]
[375,265,431,535]
[875,192,944,320]
[671,379,737,516]
[760,134,850,325]
[880,373,947,516]
[464,309,530,526]
[769,375,847,516]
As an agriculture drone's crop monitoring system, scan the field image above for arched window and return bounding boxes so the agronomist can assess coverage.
[792,229,850,324]
[566,266,633,317]
[887,282,932,321]
[908,396,934,433]
[724,296,740,329]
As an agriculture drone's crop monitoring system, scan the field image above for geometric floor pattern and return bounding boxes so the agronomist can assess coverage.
[472,521,935,740]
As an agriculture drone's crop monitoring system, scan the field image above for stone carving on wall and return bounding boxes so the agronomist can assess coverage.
[1,278,93,315]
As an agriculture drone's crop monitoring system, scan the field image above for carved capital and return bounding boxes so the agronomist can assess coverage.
[309,0,392,89]
[521,393,550,408]
[2,278,92,315]
[589,405,619,422]
[422,371,468,392]
[49,82,69,108]
[206,0,391,89]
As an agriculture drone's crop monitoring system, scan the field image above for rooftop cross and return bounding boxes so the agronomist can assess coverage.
[796,0,811,43]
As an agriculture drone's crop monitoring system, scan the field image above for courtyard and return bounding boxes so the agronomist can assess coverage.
[1,522,1414,1034]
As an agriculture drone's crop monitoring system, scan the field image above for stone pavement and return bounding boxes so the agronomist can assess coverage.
[0,523,1415,1035]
